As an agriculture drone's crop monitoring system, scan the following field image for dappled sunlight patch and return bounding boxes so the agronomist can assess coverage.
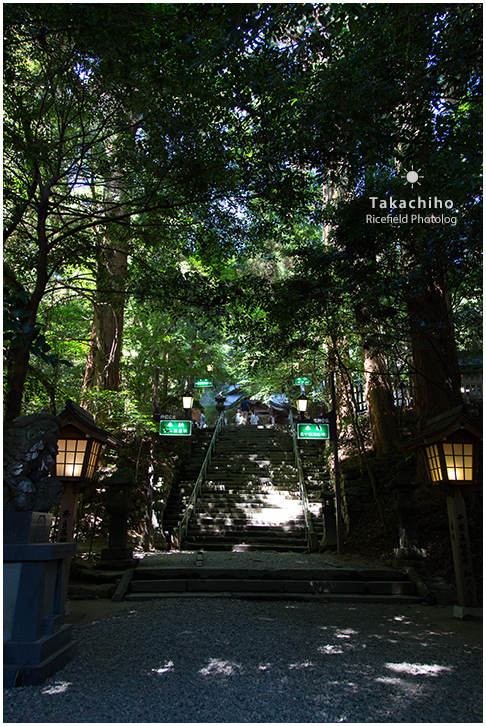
[335,628,358,639]
[377,616,444,645]
[316,625,362,651]
[369,632,399,644]
[289,661,315,670]
[318,644,344,654]
[375,676,403,686]
[41,681,72,695]
[385,662,453,677]
[199,658,243,677]
[150,660,175,676]
[327,679,360,693]
[256,616,277,622]
[386,628,444,646]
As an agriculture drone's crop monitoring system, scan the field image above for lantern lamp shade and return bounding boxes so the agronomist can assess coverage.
[296,394,308,413]
[56,400,121,482]
[182,392,194,410]
[56,437,101,479]
[425,440,474,482]
[402,406,481,486]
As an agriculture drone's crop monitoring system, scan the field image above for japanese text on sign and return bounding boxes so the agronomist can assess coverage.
[297,423,330,440]
[194,378,213,388]
[159,420,192,436]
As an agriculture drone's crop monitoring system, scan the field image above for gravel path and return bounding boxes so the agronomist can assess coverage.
[4,594,482,723]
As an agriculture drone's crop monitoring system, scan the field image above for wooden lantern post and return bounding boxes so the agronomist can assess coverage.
[402,406,482,616]
[55,400,121,542]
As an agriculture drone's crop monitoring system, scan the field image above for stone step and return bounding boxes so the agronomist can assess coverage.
[212,454,294,461]
[187,527,305,538]
[193,506,303,517]
[123,565,421,603]
[217,440,293,445]
[131,567,411,581]
[203,477,299,486]
[213,454,294,461]
[204,475,299,484]
[218,427,291,434]
[189,518,305,530]
[207,463,296,471]
[187,522,305,534]
[125,591,421,603]
[208,462,296,470]
[200,484,300,494]
[193,506,301,517]
[208,460,296,467]
[194,505,304,517]
[200,488,301,498]
[194,500,304,512]
[213,447,294,455]
[195,497,303,507]
[178,536,308,554]
[204,478,298,486]
[204,471,298,479]
[185,528,306,540]
[129,578,417,596]
[224,430,292,435]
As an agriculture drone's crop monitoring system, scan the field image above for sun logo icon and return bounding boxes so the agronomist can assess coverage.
[402,167,423,188]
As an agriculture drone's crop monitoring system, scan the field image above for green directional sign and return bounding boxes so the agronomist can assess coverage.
[297,423,330,440]
[159,420,192,437]
[194,378,213,388]
[294,376,312,386]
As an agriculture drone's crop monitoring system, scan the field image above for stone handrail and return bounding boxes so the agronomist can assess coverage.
[178,411,225,549]
[289,410,318,552]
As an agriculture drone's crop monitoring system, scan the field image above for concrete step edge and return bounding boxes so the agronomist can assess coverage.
[124,592,422,603]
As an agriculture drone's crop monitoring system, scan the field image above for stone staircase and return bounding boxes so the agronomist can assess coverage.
[182,424,307,552]
[112,425,422,604]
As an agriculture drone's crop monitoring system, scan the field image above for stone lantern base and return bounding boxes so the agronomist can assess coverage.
[3,512,77,687]
[97,546,135,571]
[95,477,135,570]
[454,605,483,620]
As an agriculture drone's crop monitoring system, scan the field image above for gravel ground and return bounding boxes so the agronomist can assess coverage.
[3,594,482,723]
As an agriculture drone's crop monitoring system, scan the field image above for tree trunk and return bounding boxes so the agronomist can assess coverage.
[364,349,399,457]
[82,127,134,400]
[407,273,462,429]
[4,191,50,427]
[82,239,127,393]
[4,345,31,428]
